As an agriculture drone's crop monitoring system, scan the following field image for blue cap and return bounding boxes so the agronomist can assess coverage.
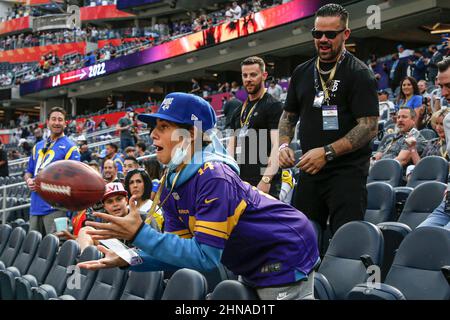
[126,107,133,112]
[99,149,107,158]
[137,92,216,131]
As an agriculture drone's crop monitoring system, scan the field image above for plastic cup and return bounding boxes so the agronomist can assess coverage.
[54,217,69,232]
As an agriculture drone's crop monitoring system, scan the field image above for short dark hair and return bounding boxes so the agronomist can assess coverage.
[315,3,349,28]
[241,56,266,72]
[107,143,118,152]
[399,107,416,119]
[438,57,450,73]
[47,107,66,120]
[136,141,146,152]
[124,156,138,165]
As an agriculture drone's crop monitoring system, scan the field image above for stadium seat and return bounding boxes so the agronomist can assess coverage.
[30,240,80,300]
[120,271,164,300]
[0,231,41,299]
[0,224,12,257]
[314,221,384,300]
[86,267,128,300]
[347,227,450,300]
[365,182,395,225]
[398,181,446,229]
[406,156,448,189]
[161,269,208,300]
[367,159,402,187]
[0,226,26,270]
[9,234,58,300]
[202,264,237,293]
[56,246,102,300]
[209,280,259,300]
[419,128,438,140]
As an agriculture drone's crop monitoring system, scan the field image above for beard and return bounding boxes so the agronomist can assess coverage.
[244,81,263,95]
[316,41,342,62]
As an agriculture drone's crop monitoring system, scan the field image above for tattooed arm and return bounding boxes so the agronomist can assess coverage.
[278,111,300,168]
[330,116,379,156]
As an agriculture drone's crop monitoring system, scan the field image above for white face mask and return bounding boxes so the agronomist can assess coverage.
[167,140,191,172]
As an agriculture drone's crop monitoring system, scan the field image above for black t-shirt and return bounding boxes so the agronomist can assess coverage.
[0,148,8,177]
[284,52,379,178]
[223,98,243,128]
[231,92,283,184]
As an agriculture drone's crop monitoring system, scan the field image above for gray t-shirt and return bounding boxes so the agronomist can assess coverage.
[118,117,133,138]
[378,128,426,161]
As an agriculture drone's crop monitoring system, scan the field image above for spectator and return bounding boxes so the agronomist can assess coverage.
[136,141,150,158]
[33,127,43,144]
[143,96,154,113]
[373,108,426,167]
[378,89,395,120]
[97,117,109,130]
[397,44,414,59]
[79,143,92,163]
[105,142,124,174]
[222,92,242,129]
[123,156,140,177]
[230,81,240,93]
[252,0,262,12]
[190,78,202,96]
[102,159,120,183]
[395,76,425,128]
[0,140,9,177]
[117,107,136,151]
[417,199,450,230]
[124,168,163,231]
[230,1,242,20]
[426,45,444,84]
[390,53,408,93]
[267,80,283,101]
[124,146,136,158]
[105,95,114,111]
[418,79,428,96]
[409,50,427,81]
[84,117,96,134]
[241,3,249,16]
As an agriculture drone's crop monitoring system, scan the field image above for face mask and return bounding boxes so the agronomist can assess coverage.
[167,145,189,172]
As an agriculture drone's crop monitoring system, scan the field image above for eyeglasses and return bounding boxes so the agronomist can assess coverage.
[311,28,346,39]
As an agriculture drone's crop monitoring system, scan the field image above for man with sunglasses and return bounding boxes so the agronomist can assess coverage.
[278,3,379,237]
[24,107,81,236]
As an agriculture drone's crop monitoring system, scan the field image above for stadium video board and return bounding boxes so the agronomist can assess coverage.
[20,0,320,95]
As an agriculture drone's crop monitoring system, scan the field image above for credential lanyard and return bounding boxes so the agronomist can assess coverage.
[313,50,346,105]
[239,90,267,127]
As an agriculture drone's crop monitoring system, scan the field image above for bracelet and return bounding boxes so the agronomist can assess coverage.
[279,143,289,151]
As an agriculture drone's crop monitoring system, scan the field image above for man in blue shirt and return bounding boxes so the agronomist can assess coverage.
[25,107,81,235]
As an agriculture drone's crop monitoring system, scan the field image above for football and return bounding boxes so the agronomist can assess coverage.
[35,160,106,211]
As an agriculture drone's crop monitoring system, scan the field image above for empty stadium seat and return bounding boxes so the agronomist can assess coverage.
[406,156,448,189]
[30,240,80,300]
[419,128,438,140]
[209,280,259,300]
[0,224,12,256]
[85,267,128,300]
[202,264,237,293]
[56,246,101,300]
[347,227,450,300]
[120,271,164,300]
[161,269,208,300]
[0,231,41,299]
[397,181,446,229]
[367,159,402,187]
[0,226,26,270]
[314,221,384,300]
[365,182,395,225]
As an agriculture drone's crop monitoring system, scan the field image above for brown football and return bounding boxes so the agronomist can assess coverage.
[35,160,106,211]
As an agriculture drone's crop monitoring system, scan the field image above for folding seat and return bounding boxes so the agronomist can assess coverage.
[161,269,208,300]
[120,271,164,300]
[85,266,128,300]
[209,280,259,300]
[14,238,75,300]
[367,159,402,187]
[0,226,26,271]
[347,227,450,300]
[56,246,101,300]
[0,224,12,256]
[419,128,437,141]
[201,264,237,293]
[0,231,41,299]
[364,182,395,225]
[314,221,384,300]
[29,240,80,300]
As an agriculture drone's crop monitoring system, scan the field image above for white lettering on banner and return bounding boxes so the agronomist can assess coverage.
[88,63,107,78]
[63,69,87,81]
[52,75,61,87]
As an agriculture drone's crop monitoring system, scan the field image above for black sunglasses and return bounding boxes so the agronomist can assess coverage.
[311,28,346,39]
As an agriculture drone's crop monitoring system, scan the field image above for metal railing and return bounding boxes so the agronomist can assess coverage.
[0,181,29,225]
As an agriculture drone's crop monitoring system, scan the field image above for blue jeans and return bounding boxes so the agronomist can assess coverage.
[120,136,135,151]
[417,200,450,230]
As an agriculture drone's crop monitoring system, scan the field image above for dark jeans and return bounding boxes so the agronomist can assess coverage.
[292,171,368,235]
[120,136,135,151]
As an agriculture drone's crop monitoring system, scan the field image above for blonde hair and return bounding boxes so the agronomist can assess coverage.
[430,109,450,128]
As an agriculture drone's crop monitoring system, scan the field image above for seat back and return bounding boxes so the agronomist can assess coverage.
[367,159,402,187]
[398,181,446,229]
[120,271,164,300]
[202,264,237,293]
[62,246,101,300]
[407,156,449,188]
[26,234,59,284]
[11,231,41,275]
[42,240,80,296]
[210,280,259,300]
[87,267,128,300]
[161,269,208,300]
[365,182,395,224]
[419,128,437,140]
[385,227,450,299]
[317,221,384,299]
[0,226,26,268]
[0,224,12,256]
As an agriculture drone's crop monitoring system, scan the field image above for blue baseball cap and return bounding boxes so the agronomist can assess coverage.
[137,92,216,131]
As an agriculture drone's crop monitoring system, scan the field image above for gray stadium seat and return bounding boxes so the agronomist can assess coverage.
[86,266,128,300]
[161,269,208,300]
[120,270,164,300]
[365,182,395,225]
[347,227,450,300]
[314,221,384,300]
[0,226,26,270]
[367,159,402,187]
[0,224,12,257]
[209,280,259,300]
[406,156,449,189]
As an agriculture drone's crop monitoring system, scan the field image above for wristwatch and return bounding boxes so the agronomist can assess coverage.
[261,176,272,184]
[324,144,336,162]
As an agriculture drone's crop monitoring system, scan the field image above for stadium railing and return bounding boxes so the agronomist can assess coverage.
[0,181,29,225]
